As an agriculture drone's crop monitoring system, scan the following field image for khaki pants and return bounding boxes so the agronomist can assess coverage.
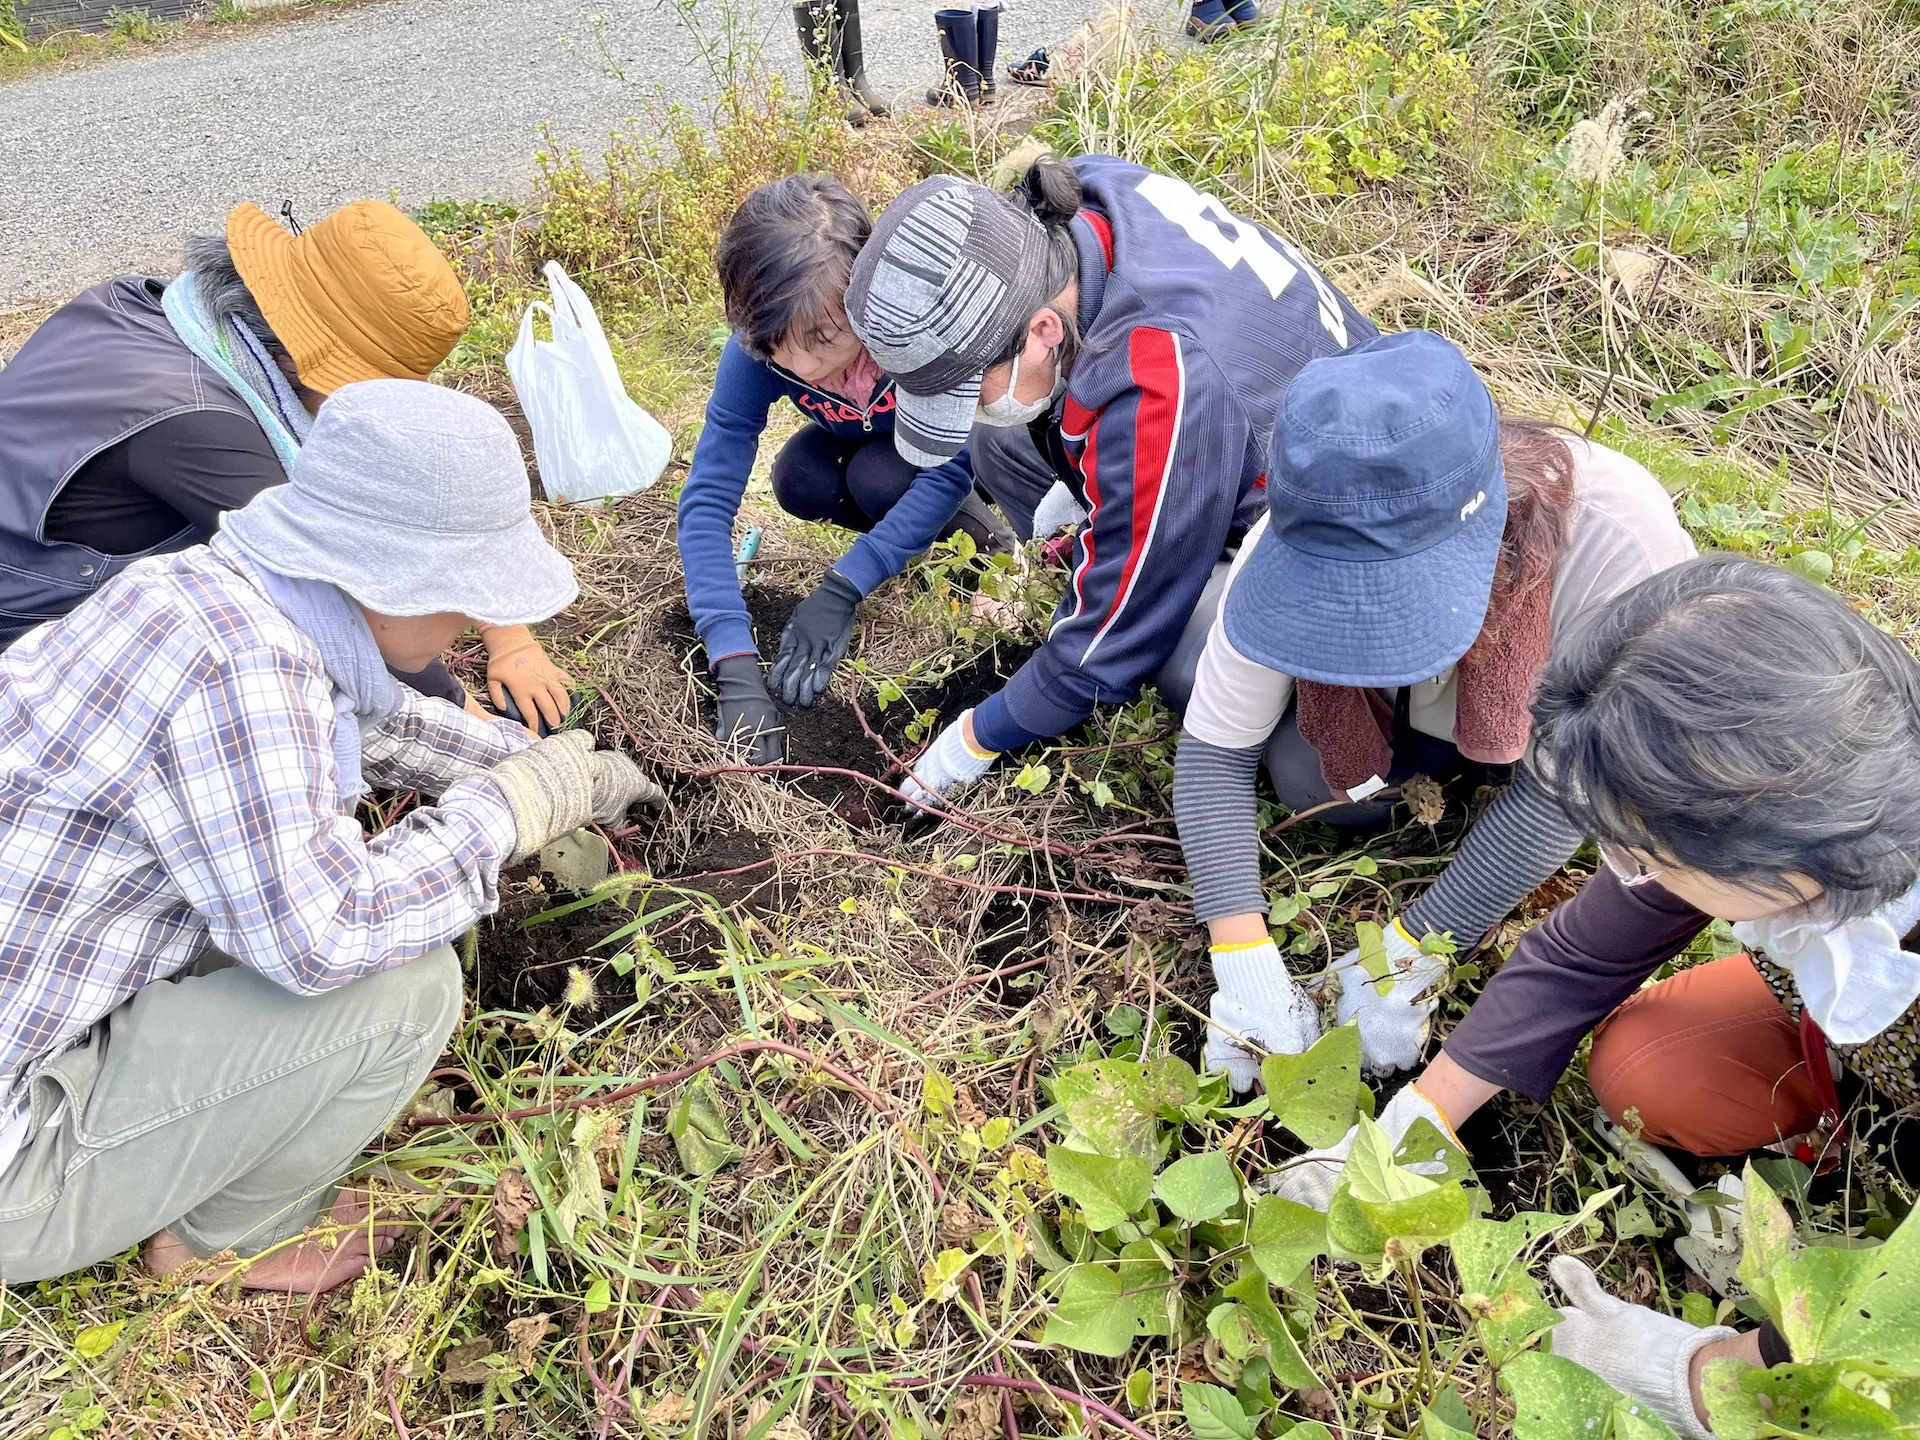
[0,945,462,1284]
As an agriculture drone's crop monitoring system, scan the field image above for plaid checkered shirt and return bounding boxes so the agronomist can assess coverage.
[0,536,530,1153]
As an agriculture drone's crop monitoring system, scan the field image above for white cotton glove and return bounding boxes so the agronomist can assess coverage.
[1328,917,1450,1077]
[1205,939,1323,1093]
[1548,1257,1733,1440]
[898,710,999,809]
[1268,1082,1456,1211]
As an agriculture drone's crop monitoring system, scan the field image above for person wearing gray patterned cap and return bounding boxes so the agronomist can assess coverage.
[845,153,1372,826]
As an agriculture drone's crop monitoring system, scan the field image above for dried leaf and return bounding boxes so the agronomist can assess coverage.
[504,1313,552,1373]
[937,1200,990,1246]
[492,1169,536,1262]
[643,1391,695,1426]
[1403,774,1446,826]
[441,1337,499,1385]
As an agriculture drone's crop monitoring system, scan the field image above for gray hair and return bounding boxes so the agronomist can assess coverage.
[174,232,291,363]
[1527,553,1920,921]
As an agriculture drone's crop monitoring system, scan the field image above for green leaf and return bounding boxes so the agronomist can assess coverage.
[1448,1213,1564,1362]
[1247,1194,1327,1289]
[669,1087,742,1179]
[1054,1056,1197,1159]
[1289,1427,1336,1440]
[1392,1116,1473,1187]
[1043,1265,1133,1356]
[1680,1293,1719,1329]
[1422,1407,1478,1440]
[1430,1387,1475,1434]
[1355,922,1392,981]
[1155,1150,1241,1224]
[583,1278,612,1314]
[1116,1239,1176,1339]
[1740,1161,1920,1369]
[1125,1368,1155,1412]
[1013,761,1052,794]
[1260,1026,1362,1148]
[1047,1144,1153,1231]
[1225,1271,1318,1389]
[1207,1302,1257,1360]
[1042,1262,1167,1357]
[1268,893,1304,926]
[1181,1381,1255,1440]
[1503,1351,1680,1440]
[1703,1357,1920,1439]
[981,1117,1011,1149]
[1784,550,1834,584]
[1333,1115,1471,1259]
[1105,1004,1145,1038]
[1614,1196,1663,1239]
[72,1322,124,1360]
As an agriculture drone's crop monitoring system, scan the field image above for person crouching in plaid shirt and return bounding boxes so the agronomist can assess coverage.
[0,380,662,1293]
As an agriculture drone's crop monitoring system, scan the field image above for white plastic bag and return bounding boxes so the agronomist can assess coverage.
[506,261,671,504]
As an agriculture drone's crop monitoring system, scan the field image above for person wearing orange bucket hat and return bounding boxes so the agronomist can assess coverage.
[0,199,573,732]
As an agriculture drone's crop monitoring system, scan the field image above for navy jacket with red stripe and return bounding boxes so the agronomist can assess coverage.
[972,155,1377,752]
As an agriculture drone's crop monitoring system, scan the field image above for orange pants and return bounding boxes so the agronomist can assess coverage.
[1588,954,1826,1157]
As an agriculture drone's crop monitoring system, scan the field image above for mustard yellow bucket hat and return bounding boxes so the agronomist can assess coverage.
[225,199,470,394]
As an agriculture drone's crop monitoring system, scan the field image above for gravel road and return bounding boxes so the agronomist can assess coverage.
[0,0,1147,307]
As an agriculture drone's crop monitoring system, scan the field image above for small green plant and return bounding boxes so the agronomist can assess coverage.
[103,6,164,41]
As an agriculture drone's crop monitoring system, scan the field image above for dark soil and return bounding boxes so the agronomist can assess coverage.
[473,868,630,1017]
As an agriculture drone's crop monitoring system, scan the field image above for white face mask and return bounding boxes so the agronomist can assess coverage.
[975,345,1063,428]
[1731,877,1920,1043]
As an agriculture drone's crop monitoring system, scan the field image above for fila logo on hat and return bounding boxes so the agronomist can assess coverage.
[1459,490,1487,522]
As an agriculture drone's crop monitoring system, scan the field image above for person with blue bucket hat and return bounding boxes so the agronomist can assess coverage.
[1173,330,1694,1094]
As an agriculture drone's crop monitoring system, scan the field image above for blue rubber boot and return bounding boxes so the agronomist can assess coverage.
[975,6,1000,99]
[926,8,981,105]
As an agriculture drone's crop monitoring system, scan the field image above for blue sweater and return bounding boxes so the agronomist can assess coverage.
[677,336,975,665]
[970,155,1376,754]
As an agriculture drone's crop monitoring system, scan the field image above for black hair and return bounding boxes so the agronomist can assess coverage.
[716,175,872,361]
[174,232,292,363]
[985,155,1089,371]
[1527,553,1920,920]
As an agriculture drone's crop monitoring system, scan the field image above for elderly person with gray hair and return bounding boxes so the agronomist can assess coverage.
[0,381,661,1294]
[1269,553,1920,1438]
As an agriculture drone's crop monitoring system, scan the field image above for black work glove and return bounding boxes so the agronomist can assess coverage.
[712,656,786,767]
[769,570,862,708]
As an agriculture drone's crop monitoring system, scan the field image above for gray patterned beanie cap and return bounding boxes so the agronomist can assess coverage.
[845,176,1058,467]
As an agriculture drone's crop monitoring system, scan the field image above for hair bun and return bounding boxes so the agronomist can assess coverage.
[1015,156,1084,230]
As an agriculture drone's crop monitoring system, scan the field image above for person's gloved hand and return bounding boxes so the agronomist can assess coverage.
[483,625,575,734]
[489,731,664,863]
[1205,938,1323,1092]
[770,571,862,707]
[1328,917,1451,1077]
[897,710,999,814]
[1548,1257,1733,1440]
[1267,1082,1456,1211]
[713,656,785,767]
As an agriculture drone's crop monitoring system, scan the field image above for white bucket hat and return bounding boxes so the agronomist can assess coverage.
[223,379,577,625]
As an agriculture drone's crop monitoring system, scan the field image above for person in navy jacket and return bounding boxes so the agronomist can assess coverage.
[676,176,1012,765]
[842,153,1374,815]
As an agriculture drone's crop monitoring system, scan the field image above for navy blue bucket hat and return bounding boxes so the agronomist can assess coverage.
[1223,330,1506,686]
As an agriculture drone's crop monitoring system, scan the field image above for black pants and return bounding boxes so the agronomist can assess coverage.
[770,426,1014,552]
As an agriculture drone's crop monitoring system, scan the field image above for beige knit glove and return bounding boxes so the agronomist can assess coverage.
[491,732,664,863]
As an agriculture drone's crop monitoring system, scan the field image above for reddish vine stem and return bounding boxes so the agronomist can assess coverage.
[579,1313,630,1436]
[673,845,1147,908]
[900,956,1050,1014]
[889,1373,1153,1440]
[410,1039,944,1198]
[963,1271,1022,1440]
[415,1039,884,1126]
[698,1301,874,1440]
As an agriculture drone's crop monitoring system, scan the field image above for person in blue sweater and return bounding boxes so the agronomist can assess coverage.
[676,175,1011,766]
[842,154,1373,820]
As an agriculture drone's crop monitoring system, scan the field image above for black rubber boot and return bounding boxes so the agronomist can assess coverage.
[795,1,867,125]
[834,0,888,116]
[975,6,1000,100]
[925,8,981,106]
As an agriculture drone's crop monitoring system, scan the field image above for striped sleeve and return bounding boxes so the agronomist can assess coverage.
[1402,766,1589,947]
[995,327,1248,740]
[1173,733,1267,923]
